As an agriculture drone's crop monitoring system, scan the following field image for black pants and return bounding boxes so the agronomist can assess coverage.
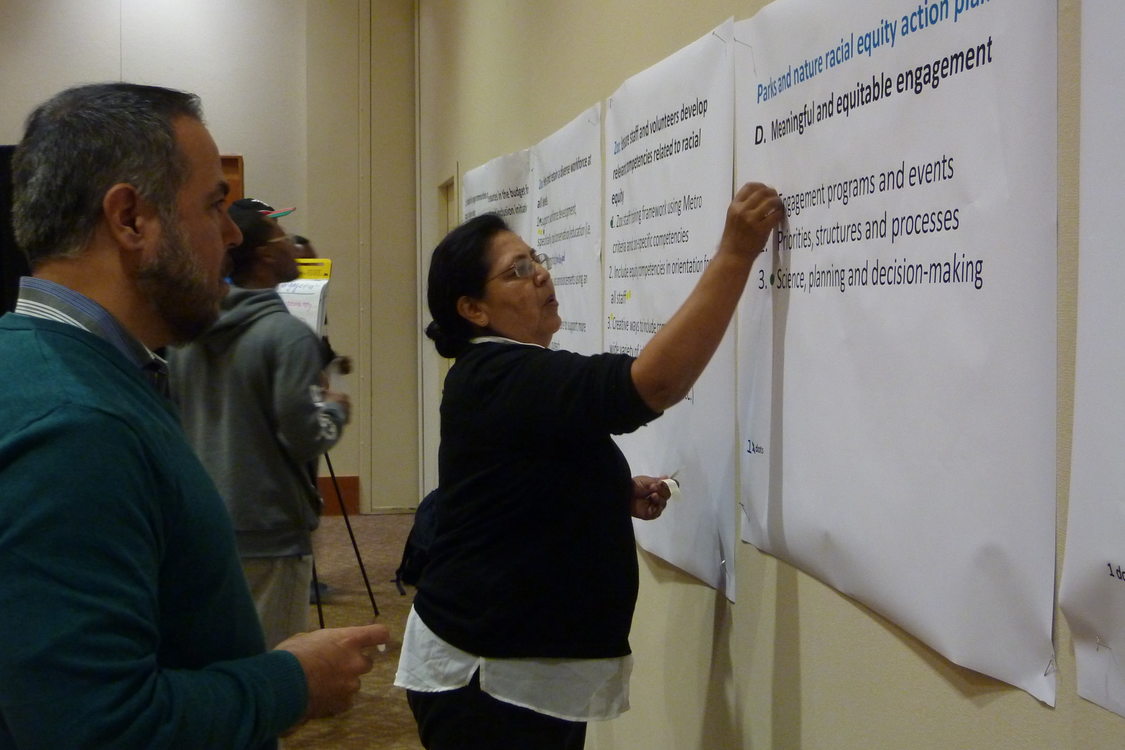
[407,671,587,750]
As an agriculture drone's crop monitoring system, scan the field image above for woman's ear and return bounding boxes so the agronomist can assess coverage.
[456,295,490,329]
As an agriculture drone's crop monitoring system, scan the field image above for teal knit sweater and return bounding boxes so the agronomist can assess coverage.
[0,315,306,748]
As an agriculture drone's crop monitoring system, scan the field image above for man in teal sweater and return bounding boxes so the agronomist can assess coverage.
[0,83,387,748]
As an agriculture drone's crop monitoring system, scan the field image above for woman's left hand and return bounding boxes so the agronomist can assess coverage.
[630,475,671,520]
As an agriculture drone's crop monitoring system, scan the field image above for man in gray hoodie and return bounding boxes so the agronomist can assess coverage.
[169,198,349,648]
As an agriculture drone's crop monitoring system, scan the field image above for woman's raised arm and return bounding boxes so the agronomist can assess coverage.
[630,182,783,411]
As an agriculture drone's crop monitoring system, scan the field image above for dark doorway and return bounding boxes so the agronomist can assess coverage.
[1,146,30,313]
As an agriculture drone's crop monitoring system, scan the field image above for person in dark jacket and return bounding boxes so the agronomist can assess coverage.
[169,199,350,648]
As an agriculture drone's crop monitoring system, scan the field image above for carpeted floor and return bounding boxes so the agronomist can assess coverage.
[285,512,423,750]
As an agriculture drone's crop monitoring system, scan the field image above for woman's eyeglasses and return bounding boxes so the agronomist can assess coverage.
[487,252,552,282]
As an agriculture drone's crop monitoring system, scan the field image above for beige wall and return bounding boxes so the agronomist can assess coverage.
[305,0,419,511]
[1,0,419,511]
[415,1,1114,748]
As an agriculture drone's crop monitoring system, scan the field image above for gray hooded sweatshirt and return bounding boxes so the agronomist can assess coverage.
[168,286,347,557]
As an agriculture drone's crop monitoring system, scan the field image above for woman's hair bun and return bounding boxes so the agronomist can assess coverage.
[425,319,466,358]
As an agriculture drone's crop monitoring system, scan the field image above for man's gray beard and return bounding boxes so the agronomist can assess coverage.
[137,218,224,345]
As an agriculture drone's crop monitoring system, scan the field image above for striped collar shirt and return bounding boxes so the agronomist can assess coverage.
[13,276,169,392]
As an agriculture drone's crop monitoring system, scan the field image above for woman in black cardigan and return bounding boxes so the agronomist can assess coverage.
[397,182,782,750]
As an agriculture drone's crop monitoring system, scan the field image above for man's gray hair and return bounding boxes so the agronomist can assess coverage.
[12,83,203,267]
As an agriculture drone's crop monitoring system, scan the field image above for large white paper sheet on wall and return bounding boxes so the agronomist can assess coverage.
[462,149,533,240]
[604,20,737,598]
[1059,0,1125,719]
[531,105,604,355]
[734,0,1056,702]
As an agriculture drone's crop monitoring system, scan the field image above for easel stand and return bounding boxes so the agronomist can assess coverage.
[311,452,380,627]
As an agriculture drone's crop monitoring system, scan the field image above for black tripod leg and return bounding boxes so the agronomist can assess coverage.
[325,453,380,617]
[311,558,325,629]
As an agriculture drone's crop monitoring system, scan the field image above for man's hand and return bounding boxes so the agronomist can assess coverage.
[275,624,390,721]
[323,390,351,423]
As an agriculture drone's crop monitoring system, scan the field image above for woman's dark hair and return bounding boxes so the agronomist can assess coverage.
[425,213,509,358]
